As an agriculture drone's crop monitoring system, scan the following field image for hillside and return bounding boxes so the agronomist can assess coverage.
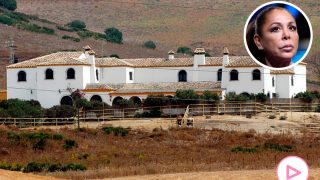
[0,0,319,89]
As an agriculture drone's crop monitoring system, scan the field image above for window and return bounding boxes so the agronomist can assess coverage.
[17,71,26,82]
[230,69,238,81]
[66,68,75,79]
[217,69,222,81]
[45,68,54,80]
[272,77,275,87]
[291,76,294,86]
[252,69,261,80]
[96,69,99,81]
[178,70,187,82]
[129,72,133,80]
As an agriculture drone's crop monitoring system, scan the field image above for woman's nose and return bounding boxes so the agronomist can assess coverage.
[282,29,291,40]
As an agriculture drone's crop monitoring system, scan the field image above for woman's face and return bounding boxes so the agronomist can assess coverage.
[254,9,299,67]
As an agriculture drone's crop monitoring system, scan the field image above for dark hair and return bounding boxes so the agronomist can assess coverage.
[246,6,288,64]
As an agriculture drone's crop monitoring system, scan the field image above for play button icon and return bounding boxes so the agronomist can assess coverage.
[277,156,309,180]
[286,165,301,179]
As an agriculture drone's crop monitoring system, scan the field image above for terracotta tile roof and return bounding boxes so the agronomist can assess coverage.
[270,69,295,74]
[85,83,115,90]
[85,82,222,93]
[6,50,271,69]
[95,57,133,67]
[225,56,260,67]
[121,58,194,67]
[7,52,85,68]
[202,57,222,66]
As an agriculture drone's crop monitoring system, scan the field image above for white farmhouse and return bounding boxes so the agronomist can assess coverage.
[6,46,306,108]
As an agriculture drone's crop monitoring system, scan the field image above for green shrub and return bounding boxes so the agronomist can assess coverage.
[77,30,94,38]
[201,91,220,102]
[135,109,162,118]
[0,15,15,25]
[52,134,64,140]
[264,142,293,152]
[231,146,257,153]
[295,91,317,103]
[279,115,287,120]
[0,0,17,11]
[110,54,120,58]
[268,114,276,119]
[62,35,80,42]
[63,139,77,150]
[0,163,22,171]
[44,105,75,118]
[32,139,46,151]
[102,126,129,136]
[177,46,192,54]
[315,105,320,112]
[48,163,62,172]
[57,25,75,32]
[255,93,268,102]
[23,162,48,172]
[68,20,86,30]
[65,163,87,171]
[144,40,156,49]
[7,132,20,144]
[104,27,123,43]
[17,23,55,35]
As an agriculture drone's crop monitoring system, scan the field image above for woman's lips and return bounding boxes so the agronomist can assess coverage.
[280,45,294,52]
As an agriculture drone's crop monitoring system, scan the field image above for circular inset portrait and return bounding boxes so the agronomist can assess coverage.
[244,1,313,70]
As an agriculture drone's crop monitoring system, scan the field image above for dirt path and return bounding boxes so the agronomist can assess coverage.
[2,168,320,180]
[110,169,320,180]
[0,169,62,180]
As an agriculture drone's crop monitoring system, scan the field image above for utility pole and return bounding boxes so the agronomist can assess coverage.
[5,37,17,64]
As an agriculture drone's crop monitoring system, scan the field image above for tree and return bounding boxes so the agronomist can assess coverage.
[143,94,170,107]
[104,27,123,43]
[0,0,17,11]
[175,89,199,104]
[177,47,192,54]
[201,91,220,102]
[68,20,86,30]
[144,41,156,49]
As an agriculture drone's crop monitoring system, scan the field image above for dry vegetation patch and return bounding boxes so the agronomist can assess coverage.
[0,124,320,179]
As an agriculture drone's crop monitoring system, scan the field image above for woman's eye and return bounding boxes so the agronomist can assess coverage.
[289,25,297,31]
[271,27,280,32]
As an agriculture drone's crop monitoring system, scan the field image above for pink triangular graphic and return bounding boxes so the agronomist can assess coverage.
[286,165,301,179]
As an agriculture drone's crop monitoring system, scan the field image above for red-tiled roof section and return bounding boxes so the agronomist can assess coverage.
[6,52,84,68]
[270,69,295,74]
[85,82,222,94]
[225,56,260,67]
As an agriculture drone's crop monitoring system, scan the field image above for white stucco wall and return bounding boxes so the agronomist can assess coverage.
[133,67,194,83]
[222,67,265,94]
[7,68,37,100]
[126,68,134,83]
[292,65,307,96]
[36,65,87,108]
[275,75,290,98]
[100,67,128,83]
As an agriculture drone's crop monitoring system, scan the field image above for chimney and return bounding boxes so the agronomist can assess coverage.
[168,50,175,60]
[223,47,229,66]
[193,48,206,67]
[83,45,98,83]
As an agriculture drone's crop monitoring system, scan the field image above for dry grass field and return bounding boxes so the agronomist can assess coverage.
[1,112,320,179]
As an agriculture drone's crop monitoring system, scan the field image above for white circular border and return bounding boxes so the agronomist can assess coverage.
[243,1,313,70]
[276,155,309,180]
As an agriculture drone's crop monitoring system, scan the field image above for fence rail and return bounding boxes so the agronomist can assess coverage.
[0,102,319,127]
